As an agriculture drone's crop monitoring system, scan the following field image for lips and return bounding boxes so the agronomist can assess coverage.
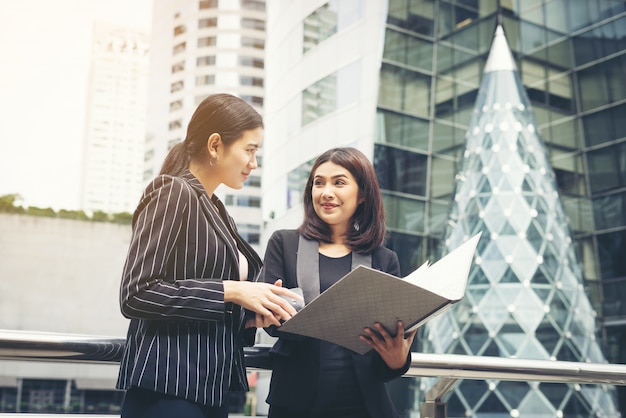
[321,203,338,210]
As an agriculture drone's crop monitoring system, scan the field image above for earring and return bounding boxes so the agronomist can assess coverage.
[353,221,360,232]
[209,156,219,167]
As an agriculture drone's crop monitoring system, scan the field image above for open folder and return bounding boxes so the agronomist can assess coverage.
[278,233,481,355]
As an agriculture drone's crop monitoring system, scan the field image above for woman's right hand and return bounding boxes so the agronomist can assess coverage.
[223,280,302,327]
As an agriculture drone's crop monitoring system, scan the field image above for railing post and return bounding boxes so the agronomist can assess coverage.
[420,377,458,418]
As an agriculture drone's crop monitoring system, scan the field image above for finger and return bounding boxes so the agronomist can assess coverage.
[271,286,303,300]
[375,322,392,340]
[395,321,406,341]
[273,279,283,287]
[265,297,296,320]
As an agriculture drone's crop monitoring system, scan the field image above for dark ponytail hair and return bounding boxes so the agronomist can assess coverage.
[160,93,263,176]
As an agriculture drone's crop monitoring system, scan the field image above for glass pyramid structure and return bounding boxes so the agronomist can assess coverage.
[419,26,620,417]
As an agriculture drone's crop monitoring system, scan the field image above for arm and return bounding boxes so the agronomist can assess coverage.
[120,177,298,324]
[120,176,227,321]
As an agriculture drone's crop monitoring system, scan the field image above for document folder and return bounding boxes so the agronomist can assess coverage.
[278,233,481,354]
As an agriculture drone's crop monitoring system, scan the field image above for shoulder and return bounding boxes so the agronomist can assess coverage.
[268,229,299,243]
[371,246,400,276]
[133,175,195,222]
[371,245,397,260]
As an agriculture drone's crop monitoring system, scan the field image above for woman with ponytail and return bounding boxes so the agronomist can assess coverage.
[116,93,301,418]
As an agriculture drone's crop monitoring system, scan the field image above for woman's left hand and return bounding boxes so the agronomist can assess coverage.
[360,320,417,370]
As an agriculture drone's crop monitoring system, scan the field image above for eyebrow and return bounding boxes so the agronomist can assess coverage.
[314,173,349,179]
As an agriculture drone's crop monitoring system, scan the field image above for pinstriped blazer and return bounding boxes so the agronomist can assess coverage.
[116,169,262,407]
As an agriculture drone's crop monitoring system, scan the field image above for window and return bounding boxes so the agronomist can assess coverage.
[374,144,428,196]
[241,0,264,12]
[242,36,264,49]
[245,175,261,187]
[301,61,360,127]
[241,18,265,31]
[170,80,184,93]
[240,76,263,87]
[198,36,216,47]
[197,56,216,66]
[199,18,218,28]
[169,100,183,112]
[241,95,263,106]
[173,42,186,54]
[174,24,186,36]
[303,0,363,53]
[199,0,218,9]
[196,75,215,86]
[239,56,264,68]
[171,61,185,73]
[169,120,182,131]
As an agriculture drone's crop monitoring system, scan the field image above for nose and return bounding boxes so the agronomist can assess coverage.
[248,155,258,169]
[321,184,334,199]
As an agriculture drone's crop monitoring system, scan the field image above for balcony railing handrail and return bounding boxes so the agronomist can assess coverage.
[0,329,625,386]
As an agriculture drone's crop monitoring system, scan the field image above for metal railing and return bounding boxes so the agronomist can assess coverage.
[1,329,625,417]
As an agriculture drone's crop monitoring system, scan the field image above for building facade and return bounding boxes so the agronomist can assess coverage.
[144,0,266,251]
[81,21,149,214]
[262,0,626,415]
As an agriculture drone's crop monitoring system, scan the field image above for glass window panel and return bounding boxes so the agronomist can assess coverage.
[379,65,430,118]
[385,231,424,276]
[546,118,580,148]
[375,110,430,151]
[404,72,430,118]
[607,55,626,104]
[406,35,434,72]
[520,60,545,88]
[583,104,626,147]
[378,65,404,111]
[301,61,360,127]
[578,66,610,112]
[430,156,455,199]
[303,2,338,53]
[593,192,626,231]
[587,144,625,193]
[562,196,594,232]
[374,144,428,196]
[383,29,407,64]
[545,0,568,33]
[545,39,571,68]
[383,193,425,233]
[547,74,573,112]
[567,0,598,31]
[428,200,450,234]
[603,279,626,317]
[432,121,465,154]
[388,0,434,36]
[597,230,626,279]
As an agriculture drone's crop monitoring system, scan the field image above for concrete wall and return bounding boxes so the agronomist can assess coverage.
[0,214,132,386]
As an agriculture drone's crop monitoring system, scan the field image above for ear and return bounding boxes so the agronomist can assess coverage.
[206,133,222,158]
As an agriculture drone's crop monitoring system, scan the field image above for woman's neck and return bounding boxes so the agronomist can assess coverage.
[319,241,351,258]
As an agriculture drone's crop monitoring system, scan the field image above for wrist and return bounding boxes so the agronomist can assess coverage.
[223,281,238,304]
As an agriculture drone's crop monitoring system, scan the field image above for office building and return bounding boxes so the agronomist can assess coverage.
[144,0,266,251]
[81,21,149,214]
[262,0,626,415]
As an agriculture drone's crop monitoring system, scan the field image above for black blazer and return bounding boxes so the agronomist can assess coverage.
[116,170,262,406]
[262,229,410,418]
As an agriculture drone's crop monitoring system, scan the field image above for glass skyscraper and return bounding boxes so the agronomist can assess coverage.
[373,0,626,413]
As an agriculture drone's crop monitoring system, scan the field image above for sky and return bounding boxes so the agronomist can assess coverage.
[0,0,152,210]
